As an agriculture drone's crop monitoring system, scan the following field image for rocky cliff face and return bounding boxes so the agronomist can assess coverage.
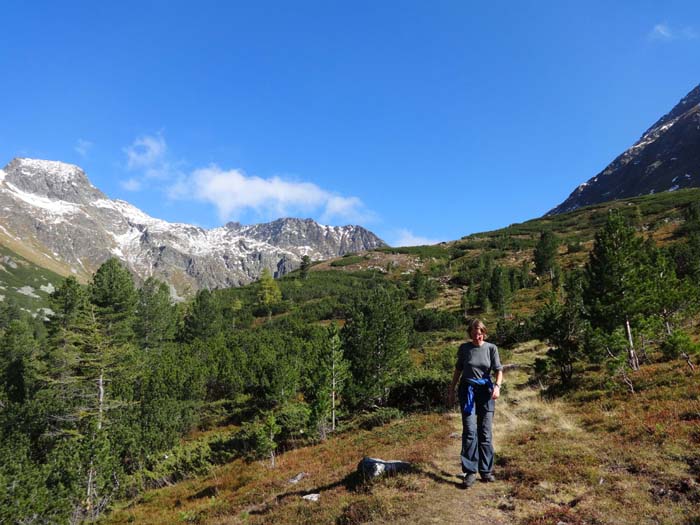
[0,158,386,294]
[549,84,700,215]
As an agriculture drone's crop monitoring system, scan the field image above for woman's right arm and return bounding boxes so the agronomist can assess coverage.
[447,368,461,406]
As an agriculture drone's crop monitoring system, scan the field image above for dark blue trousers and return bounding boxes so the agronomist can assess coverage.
[460,410,494,474]
[458,384,495,475]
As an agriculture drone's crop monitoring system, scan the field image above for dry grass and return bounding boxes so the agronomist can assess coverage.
[102,414,453,525]
[497,345,700,525]
[103,339,700,525]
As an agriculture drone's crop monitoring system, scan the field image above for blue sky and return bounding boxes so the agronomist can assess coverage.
[1,1,699,246]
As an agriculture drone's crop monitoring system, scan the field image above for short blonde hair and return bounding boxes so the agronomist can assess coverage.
[468,318,487,338]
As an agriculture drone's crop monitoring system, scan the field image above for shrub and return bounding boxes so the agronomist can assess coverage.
[387,371,448,411]
[494,317,534,348]
[331,255,367,267]
[413,308,461,332]
[660,330,700,361]
[218,416,278,462]
[142,440,212,488]
[275,401,311,445]
[351,408,404,430]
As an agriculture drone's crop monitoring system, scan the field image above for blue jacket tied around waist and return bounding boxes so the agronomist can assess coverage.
[462,377,493,415]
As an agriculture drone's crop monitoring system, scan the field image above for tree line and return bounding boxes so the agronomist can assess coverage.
[531,205,700,386]
[0,261,429,523]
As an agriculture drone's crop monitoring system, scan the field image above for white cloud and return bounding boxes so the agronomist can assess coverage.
[124,133,167,170]
[392,229,443,247]
[75,139,93,158]
[121,132,181,191]
[649,23,697,41]
[121,178,143,191]
[650,23,673,40]
[170,165,371,224]
[321,195,375,224]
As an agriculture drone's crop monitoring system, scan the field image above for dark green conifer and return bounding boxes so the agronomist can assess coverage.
[534,230,559,279]
[134,277,176,349]
[342,286,410,407]
[89,259,137,345]
[181,288,222,342]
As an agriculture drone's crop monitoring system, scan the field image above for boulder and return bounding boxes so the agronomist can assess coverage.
[357,457,412,479]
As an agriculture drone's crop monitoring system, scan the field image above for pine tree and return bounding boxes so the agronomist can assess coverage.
[342,286,410,407]
[181,288,222,343]
[583,211,645,369]
[89,259,137,346]
[300,255,311,280]
[535,273,588,384]
[534,230,559,279]
[257,268,282,320]
[638,246,698,336]
[488,265,511,318]
[474,254,494,310]
[46,277,93,407]
[1,319,39,403]
[309,324,349,436]
[134,277,177,349]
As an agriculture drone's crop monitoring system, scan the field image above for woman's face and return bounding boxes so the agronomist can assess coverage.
[470,326,485,345]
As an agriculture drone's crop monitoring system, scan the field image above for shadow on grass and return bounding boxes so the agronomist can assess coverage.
[248,464,464,517]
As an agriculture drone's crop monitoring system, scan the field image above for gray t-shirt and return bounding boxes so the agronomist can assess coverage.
[455,341,502,382]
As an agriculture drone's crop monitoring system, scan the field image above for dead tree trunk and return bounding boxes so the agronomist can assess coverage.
[625,318,640,371]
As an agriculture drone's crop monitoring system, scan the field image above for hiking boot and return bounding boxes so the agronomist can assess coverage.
[462,473,478,488]
[481,472,496,482]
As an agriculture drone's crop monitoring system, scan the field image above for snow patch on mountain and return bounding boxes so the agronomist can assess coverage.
[15,158,89,185]
[4,181,81,218]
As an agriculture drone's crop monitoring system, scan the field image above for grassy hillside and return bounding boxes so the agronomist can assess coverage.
[0,243,64,317]
[2,188,699,524]
[104,342,700,525]
[96,189,700,525]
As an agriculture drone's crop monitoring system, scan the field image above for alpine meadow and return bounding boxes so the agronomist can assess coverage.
[2,186,700,524]
[3,3,700,523]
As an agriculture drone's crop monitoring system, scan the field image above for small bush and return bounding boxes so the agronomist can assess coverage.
[331,256,367,267]
[387,371,448,411]
[566,241,584,253]
[494,317,534,348]
[661,331,700,361]
[413,308,461,332]
[337,495,387,525]
[351,408,404,431]
[143,441,212,488]
[275,401,311,445]
[219,417,277,462]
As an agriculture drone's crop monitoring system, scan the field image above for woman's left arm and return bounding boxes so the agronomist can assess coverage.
[492,369,503,400]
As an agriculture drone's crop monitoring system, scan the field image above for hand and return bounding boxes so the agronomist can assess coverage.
[491,384,501,400]
[447,388,456,406]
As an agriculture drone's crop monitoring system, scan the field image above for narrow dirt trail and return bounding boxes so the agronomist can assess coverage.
[396,340,584,525]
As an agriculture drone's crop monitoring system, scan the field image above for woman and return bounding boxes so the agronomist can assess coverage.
[448,319,503,487]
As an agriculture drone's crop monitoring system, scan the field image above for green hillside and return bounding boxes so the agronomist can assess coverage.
[0,243,64,317]
[1,189,700,524]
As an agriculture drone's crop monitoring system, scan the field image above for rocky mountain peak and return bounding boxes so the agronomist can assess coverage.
[549,83,700,215]
[644,84,700,136]
[3,157,104,204]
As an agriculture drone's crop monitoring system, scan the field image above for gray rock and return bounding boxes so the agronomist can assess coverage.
[357,457,412,479]
[288,472,308,484]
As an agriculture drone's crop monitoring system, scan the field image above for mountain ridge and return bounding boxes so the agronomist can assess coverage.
[0,157,386,294]
[549,83,700,214]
